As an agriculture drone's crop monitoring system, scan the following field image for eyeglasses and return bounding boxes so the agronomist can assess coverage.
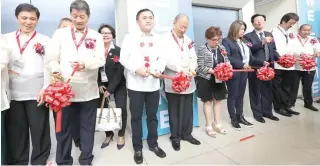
[209,38,221,42]
[101,32,112,35]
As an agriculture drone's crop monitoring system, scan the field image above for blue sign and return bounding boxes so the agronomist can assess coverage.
[297,0,320,97]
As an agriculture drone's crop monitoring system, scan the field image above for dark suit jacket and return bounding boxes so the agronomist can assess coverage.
[97,45,126,94]
[244,30,280,66]
[222,37,263,69]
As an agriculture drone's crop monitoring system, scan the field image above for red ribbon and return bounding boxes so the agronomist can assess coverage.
[299,54,317,70]
[44,64,79,132]
[276,54,296,68]
[71,26,88,50]
[158,72,191,93]
[257,63,275,81]
[16,30,37,55]
[171,30,184,51]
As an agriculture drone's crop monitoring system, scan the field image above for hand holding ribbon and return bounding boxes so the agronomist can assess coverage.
[43,63,79,132]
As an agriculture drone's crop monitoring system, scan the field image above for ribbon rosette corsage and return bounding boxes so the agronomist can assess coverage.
[256,62,275,81]
[310,38,318,45]
[220,49,227,56]
[84,38,96,49]
[247,42,253,47]
[299,53,317,71]
[289,33,295,39]
[112,55,119,63]
[34,43,45,55]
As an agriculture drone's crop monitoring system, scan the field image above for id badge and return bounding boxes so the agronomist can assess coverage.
[215,77,223,83]
[9,60,25,82]
[100,68,108,82]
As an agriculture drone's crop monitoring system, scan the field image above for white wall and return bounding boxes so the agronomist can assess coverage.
[255,0,299,33]
[114,0,129,47]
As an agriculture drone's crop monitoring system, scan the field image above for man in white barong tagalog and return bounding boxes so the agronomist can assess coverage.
[271,13,300,117]
[1,34,11,165]
[3,3,51,165]
[46,0,105,165]
[162,13,201,151]
[119,8,167,165]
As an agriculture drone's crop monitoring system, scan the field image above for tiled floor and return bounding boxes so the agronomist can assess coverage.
[46,95,320,165]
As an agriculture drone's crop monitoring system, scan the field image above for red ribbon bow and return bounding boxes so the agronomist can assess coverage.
[257,63,275,81]
[277,54,296,68]
[43,64,79,133]
[213,63,233,81]
[299,54,317,70]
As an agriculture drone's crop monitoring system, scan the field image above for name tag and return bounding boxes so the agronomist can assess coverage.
[100,68,108,82]
[215,77,223,83]
[9,60,25,82]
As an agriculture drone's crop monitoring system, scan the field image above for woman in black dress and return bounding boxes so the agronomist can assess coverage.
[97,24,127,150]
[196,26,227,137]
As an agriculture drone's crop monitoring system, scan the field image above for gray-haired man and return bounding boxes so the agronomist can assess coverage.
[47,0,105,165]
[162,14,200,151]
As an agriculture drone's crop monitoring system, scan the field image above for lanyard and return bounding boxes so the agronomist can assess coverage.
[171,30,184,51]
[71,26,88,50]
[206,44,218,61]
[297,35,308,47]
[239,41,246,56]
[16,30,37,55]
[277,26,288,44]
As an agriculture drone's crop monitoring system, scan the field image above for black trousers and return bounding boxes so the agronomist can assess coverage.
[5,100,51,165]
[291,70,316,107]
[1,110,7,165]
[248,72,273,118]
[53,109,80,145]
[226,72,247,120]
[272,69,295,110]
[166,93,193,142]
[128,89,159,152]
[55,99,98,165]
[98,83,128,137]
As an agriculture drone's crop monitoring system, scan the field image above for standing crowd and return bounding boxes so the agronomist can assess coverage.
[1,0,319,165]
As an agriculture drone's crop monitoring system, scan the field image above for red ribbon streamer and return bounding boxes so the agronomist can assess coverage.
[44,64,79,133]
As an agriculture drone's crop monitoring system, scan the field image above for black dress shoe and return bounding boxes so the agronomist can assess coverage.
[183,138,201,145]
[254,117,265,123]
[231,120,241,130]
[275,109,292,117]
[285,108,300,115]
[263,115,279,121]
[134,151,143,164]
[149,146,166,158]
[238,116,254,127]
[171,141,180,151]
[304,105,319,112]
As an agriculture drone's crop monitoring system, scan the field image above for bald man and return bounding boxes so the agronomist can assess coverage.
[161,14,200,151]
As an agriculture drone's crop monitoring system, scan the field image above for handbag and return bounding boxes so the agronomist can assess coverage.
[95,95,122,132]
